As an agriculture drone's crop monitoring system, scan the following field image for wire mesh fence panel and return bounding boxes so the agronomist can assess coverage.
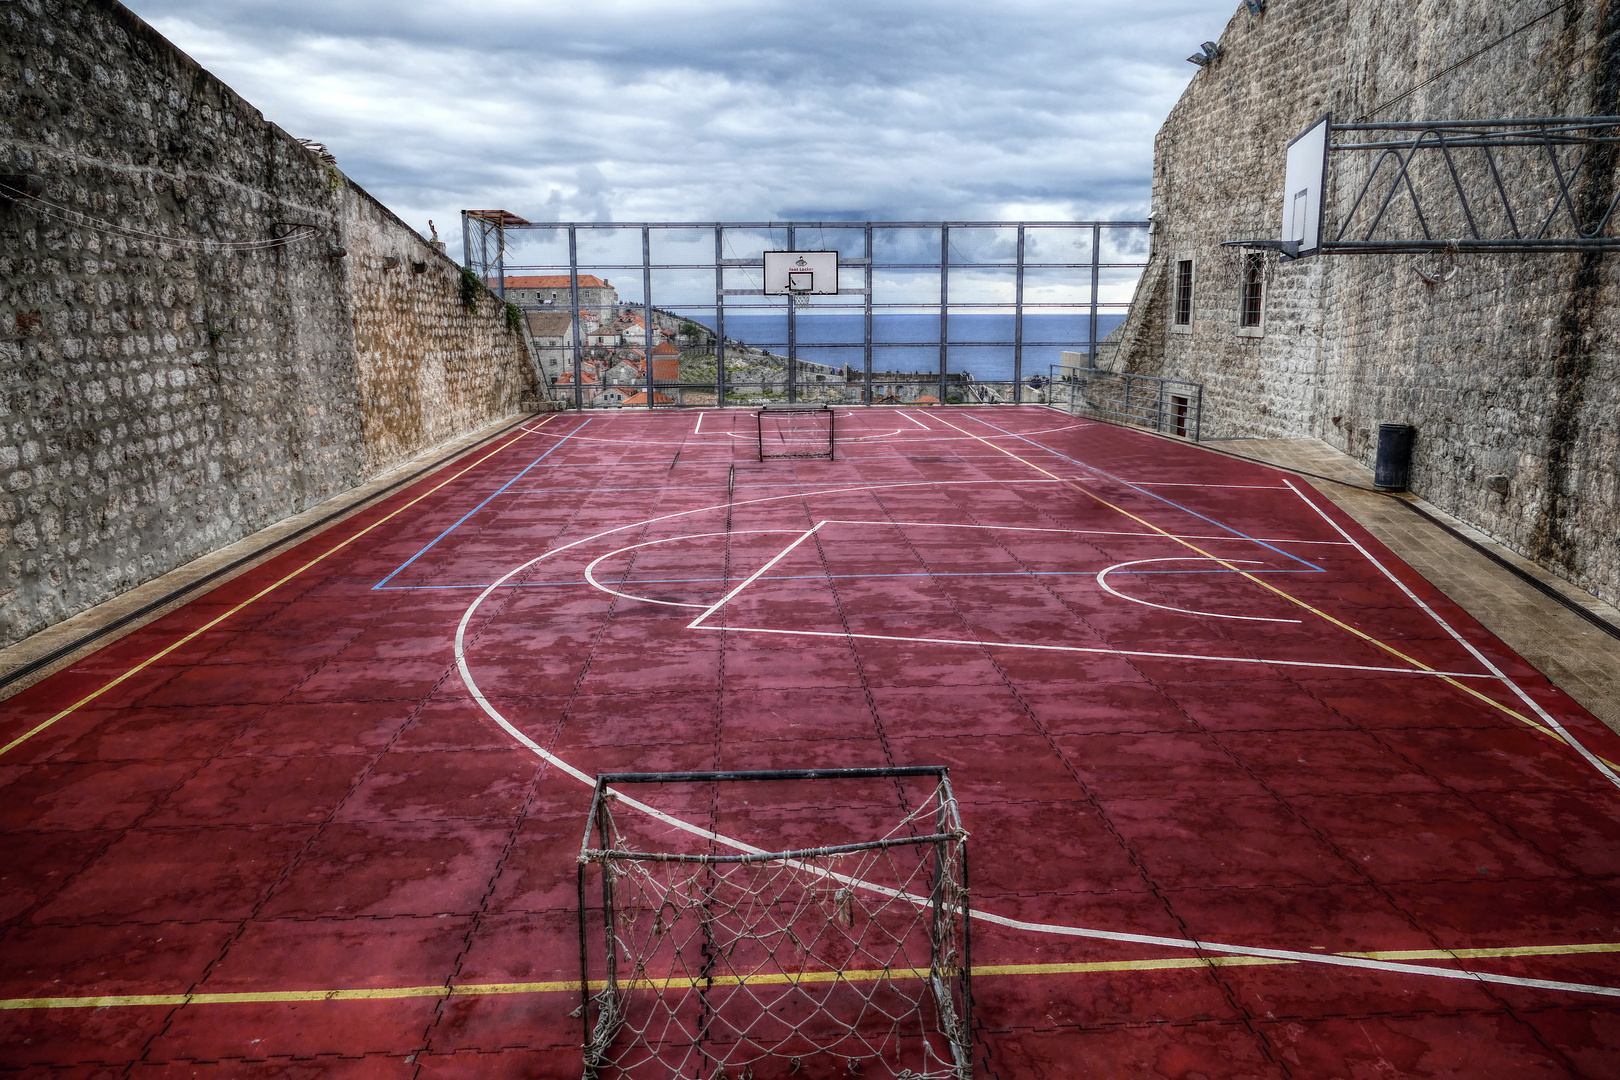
[577,770,972,1080]
[469,221,1148,408]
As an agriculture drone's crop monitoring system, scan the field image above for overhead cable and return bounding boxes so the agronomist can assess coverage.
[0,181,320,252]
[1358,0,1576,122]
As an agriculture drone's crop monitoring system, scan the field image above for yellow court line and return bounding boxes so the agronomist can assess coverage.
[0,960,1239,1011]
[925,414,1555,739]
[7,944,1616,1012]
[0,418,554,759]
[1348,942,1620,961]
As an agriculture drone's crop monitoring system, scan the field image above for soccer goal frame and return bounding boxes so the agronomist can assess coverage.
[576,766,973,1080]
[756,403,835,461]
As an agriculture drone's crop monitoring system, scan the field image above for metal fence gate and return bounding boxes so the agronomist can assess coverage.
[463,217,1149,410]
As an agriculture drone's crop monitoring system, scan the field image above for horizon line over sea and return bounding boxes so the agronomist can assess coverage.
[680,311,1125,382]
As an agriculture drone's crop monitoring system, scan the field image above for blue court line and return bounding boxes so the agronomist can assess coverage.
[372,420,588,590]
[962,417,1326,573]
[373,566,1315,591]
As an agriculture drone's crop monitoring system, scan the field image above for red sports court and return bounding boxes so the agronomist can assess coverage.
[2,405,1618,1078]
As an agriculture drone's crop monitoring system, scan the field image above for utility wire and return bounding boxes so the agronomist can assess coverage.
[1357,0,1575,122]
[0,181,318,252]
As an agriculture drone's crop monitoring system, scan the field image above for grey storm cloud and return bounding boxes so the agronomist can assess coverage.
[127,0,1238,240]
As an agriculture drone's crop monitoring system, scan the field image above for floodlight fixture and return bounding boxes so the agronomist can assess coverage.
[1244,0,1267,15]
[1187,41,1222,66]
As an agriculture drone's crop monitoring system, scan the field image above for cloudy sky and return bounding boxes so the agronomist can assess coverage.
[128,0,1238,240]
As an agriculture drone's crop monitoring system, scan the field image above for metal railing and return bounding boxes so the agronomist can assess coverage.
[462,217,1149,409]
[1050,365,1204,441]
[1328,118,1620,254]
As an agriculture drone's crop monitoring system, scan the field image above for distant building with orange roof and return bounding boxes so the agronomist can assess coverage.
[650,339,680,382]
[620,390,675,406]
[501,275,618,313]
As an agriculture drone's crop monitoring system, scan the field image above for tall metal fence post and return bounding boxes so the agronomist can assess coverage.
[786,224,797,404]
[938,225,949,405]
[1088,223,1101,366]
[1122,373,1132,417]
[1194,384,1204,442]
[715,226,726,406]
[461,210,471,270]
[495,220,506,302]
[642,226,654,408]
[1013,224,1026,404]
[863,224,874,406]
[476,218,1152,413]
[568,226,584,411]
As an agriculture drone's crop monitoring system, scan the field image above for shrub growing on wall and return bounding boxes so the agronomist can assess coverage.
[460,266,484,312]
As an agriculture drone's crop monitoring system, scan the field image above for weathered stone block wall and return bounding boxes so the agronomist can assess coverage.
[1115,0,1620,607]
[344,189,539,473]
[0,0,537,646]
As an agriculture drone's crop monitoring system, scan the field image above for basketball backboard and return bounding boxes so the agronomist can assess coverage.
[1280,113,1329,258]
[764,250,839,294]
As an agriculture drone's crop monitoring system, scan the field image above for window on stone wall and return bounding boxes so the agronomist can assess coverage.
[1240,254,1263,328]
[1174,260,1194,325]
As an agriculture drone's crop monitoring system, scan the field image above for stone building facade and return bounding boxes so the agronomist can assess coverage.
[1115,0,1620,607]
[0,0,541,646]
[502,274,618,315]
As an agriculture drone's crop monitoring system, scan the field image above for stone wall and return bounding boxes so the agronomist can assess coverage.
[0,0,539,646]
[346,189,541,471]
[1115,0,1620,607]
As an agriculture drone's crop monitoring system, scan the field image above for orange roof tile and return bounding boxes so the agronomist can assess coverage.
[620,391,676,405]
[501,275,611,290]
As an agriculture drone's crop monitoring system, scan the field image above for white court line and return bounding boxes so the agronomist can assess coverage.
[824,517,1349,547]
[686,523,828,628]
[1283,478,1620,790]
[722,429,904,442]
[583,530,797,610]
[1124,482,1293,490]
[678,519,1324,635]
[694,412,705,434]
[681,623,1492,679]
[512,415,1076,446]
[1095,558,1303,624]
[449,470,1620,1003]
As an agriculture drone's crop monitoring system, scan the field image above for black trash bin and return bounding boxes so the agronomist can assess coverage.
[1374,423,1415,491]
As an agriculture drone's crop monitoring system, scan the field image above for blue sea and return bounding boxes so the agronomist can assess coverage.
[684,313,1123,382]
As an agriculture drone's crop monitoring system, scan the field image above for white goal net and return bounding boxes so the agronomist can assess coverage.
[756,404,835,461]
[576,768,972,1080]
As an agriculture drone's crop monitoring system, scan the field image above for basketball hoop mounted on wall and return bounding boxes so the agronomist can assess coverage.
[764,250,839,294]
[1224,112,1620,258]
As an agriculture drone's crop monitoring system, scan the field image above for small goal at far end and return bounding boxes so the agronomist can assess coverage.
[756,403,835,461]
